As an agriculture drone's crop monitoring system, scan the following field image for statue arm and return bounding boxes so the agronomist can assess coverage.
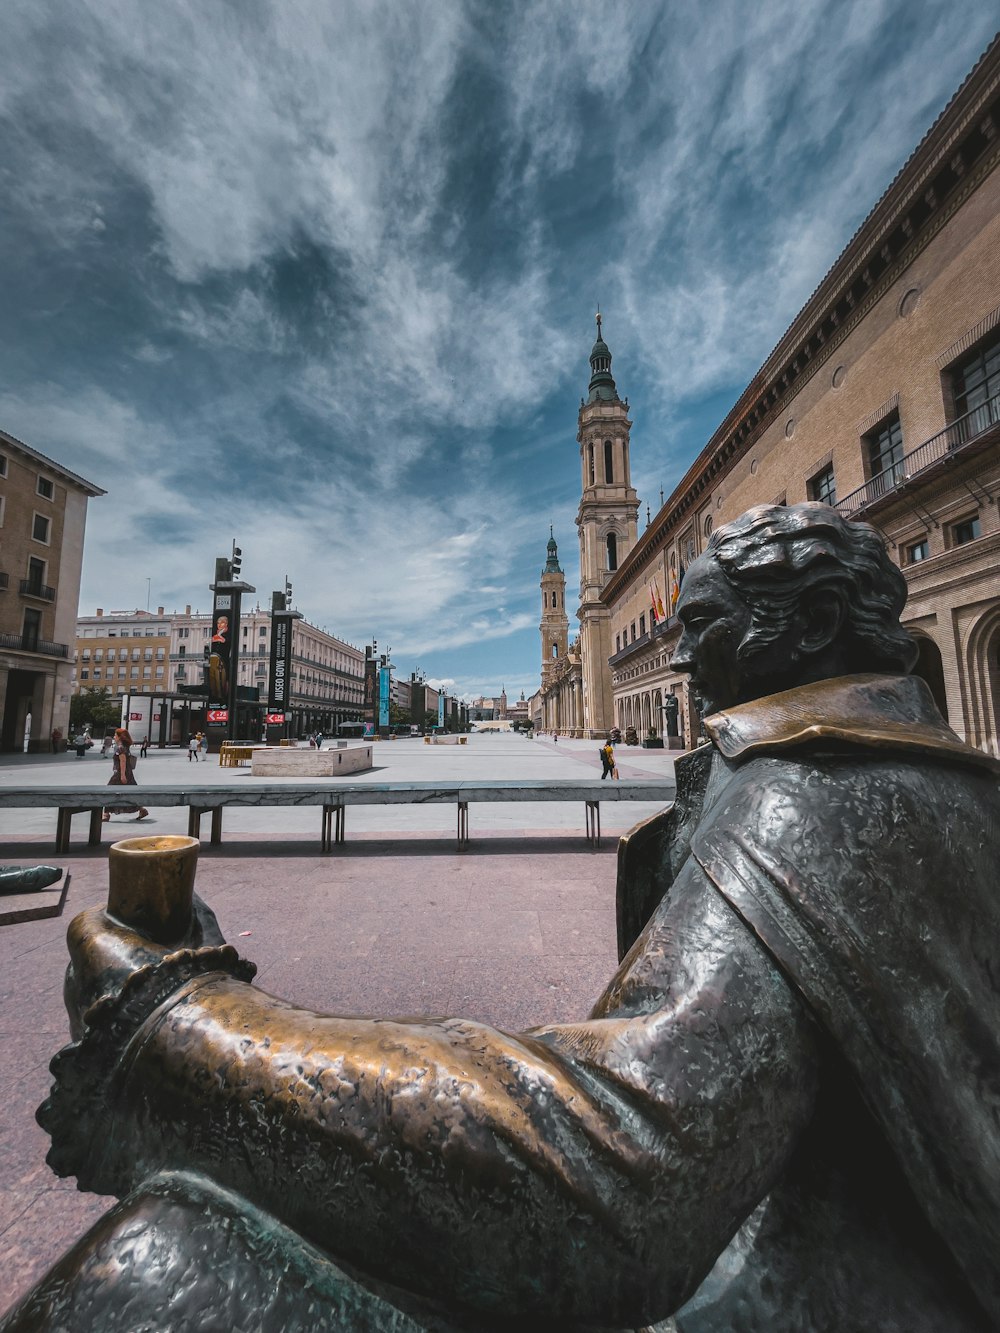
[51,860,818,1326]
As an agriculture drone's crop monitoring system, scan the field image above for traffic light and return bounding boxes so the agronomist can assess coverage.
[231,542,243,578]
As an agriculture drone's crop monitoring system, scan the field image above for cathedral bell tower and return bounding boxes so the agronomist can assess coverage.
[575,314,639,737]
[540,527,569,688]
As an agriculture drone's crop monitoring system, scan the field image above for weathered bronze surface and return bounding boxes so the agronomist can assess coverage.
[0,864,61,895]
[4,502,999,1332]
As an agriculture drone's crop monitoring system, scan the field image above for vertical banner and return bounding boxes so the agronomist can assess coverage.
[438,694,445,729]
[209,593,233,704]
[268,615,293,714]
[365,653,378,719]
[378,665,390,729]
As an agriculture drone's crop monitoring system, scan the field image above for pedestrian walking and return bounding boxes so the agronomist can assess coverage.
[199,732,208,761]
[50,727,62,754]
[599,740,615,780]
[188,735,200,762]
[139,736,149,759]
[102,728,148,823]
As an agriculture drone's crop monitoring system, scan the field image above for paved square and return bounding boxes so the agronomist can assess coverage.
[0,733,678,1316]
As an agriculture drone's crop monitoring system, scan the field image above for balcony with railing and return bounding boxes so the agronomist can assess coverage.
[0,632,69,658]
[19,579,56,601]
[836,389,1000,519]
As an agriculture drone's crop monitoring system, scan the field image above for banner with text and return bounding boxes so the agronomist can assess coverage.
[268,614,294,712]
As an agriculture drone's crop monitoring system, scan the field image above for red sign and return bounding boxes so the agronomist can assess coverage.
[129,712,142,721]
[266,712,285,724]
[206,708,229,723]
[152,713,161,722]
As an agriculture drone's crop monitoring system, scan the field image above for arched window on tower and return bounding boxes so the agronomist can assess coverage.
[606,532,618,571]
[551,642,558,659]
[552,592,558,608]
[588,443,595,485]
[604,440,613,484]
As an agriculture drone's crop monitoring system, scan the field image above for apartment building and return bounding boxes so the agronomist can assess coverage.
[0,428,104,750]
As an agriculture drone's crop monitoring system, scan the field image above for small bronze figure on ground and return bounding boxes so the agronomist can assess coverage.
[3,503,998,1332]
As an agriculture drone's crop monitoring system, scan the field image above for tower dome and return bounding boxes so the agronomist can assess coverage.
[587,312,618,403]
[544,526,562,573]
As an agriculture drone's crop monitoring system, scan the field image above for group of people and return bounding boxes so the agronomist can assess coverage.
[187,733,208,761]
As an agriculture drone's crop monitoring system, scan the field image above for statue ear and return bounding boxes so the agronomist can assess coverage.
[799,586,846,656]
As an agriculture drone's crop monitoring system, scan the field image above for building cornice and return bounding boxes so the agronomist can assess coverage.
[602,34,1000,605]
[0,427,106,496]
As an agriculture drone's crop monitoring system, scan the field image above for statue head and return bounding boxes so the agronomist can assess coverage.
[673,502,917,715]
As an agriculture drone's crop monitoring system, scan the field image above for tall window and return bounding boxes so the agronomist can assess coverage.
[22,608,41,651]
[953,333,1000,423]
[606,532,618,570]
[27,556,45,592]
[865,414,904,480]
[588,443,595,485]
[808,463,837,506]
[604,440,614,484]
[32,513,50,543]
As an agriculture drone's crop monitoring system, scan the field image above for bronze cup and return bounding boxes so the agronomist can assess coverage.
[107,835,199,945]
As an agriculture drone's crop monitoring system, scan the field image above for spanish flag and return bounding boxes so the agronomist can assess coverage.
[670,573,680,609]
[650,581,666,623]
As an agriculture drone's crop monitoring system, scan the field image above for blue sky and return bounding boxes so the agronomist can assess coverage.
[2,3,996,700]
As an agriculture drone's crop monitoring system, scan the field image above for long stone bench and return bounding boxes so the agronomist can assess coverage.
[0,780,675,853]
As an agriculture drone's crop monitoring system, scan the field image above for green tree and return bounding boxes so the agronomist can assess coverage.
[389,702,410,726]
[70,687,120,734]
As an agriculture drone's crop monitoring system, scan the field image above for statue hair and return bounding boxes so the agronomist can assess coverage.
[705,502,918,674]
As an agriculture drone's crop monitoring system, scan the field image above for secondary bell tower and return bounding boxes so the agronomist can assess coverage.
[575,314,639,736]
[540,527,569,688]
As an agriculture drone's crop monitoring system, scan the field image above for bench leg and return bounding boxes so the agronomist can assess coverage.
[210,808,223,845]
[457,801,469,847]
[585,801,601,848]
[188,807,203,839]
[322,805,345,852]
[88,808,104,846]
[336,805,345,844]
[56,808,74,854]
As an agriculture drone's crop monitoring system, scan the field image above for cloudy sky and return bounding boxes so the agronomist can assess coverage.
[2,2,996,699]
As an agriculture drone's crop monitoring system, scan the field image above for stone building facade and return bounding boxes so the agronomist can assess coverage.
[601,37,1000,754]
[74,604,364,742]
[0,428,104,751]
[74,610,171,696]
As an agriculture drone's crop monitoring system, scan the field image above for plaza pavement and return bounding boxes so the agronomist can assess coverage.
[0,732,681,1316]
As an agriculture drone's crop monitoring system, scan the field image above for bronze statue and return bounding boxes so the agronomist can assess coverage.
[3,503,999,1332]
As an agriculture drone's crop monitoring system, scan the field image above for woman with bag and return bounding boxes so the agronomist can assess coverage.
[102,728,148,823]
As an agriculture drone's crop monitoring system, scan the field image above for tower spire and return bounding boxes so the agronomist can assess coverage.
[587,313,617,404]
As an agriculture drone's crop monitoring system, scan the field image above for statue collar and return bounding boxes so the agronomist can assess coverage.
[704,673,1000,774]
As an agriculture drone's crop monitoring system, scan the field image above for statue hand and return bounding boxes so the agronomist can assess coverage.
[63,894,225,1040]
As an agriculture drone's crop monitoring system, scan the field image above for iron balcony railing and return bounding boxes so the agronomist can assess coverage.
[837,388,1000,518]
[18,579,56,601]
[0,632,69,657]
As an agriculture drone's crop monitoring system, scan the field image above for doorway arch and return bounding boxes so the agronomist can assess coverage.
[911,634,948,722]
